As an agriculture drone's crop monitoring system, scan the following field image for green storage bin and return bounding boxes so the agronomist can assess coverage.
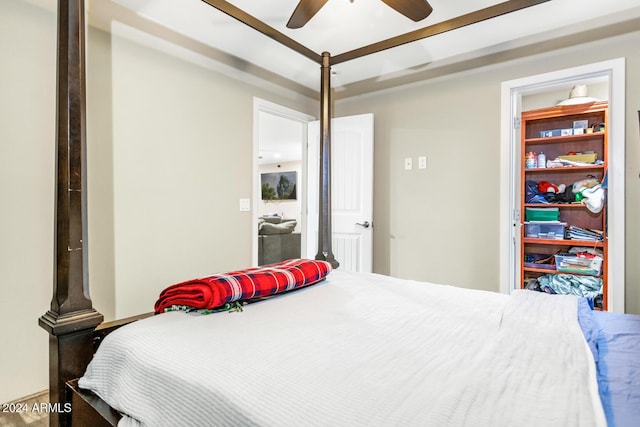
[525,207,559,221]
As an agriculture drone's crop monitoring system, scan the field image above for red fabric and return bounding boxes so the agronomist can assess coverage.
[154,259,332,314]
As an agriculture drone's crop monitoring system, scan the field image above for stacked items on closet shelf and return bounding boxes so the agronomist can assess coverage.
[520,102,608,310]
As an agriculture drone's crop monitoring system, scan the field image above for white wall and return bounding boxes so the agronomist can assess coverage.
[336,30,640,314]
[0,0,316,404]
[95,27,317,319]
[339,79,502,290]
[107,32,251,318]
[0,0,56,404]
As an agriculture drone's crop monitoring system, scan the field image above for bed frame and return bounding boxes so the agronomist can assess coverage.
[38,1,550,425]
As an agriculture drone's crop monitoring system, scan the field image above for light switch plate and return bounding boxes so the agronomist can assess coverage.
[404,157,413,170]
[239,198,251,211]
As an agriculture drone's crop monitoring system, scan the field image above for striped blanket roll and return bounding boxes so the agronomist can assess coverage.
[154,259,332,314]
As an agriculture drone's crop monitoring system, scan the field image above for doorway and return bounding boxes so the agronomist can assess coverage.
[499,58,626,312]
[252,98,314,266]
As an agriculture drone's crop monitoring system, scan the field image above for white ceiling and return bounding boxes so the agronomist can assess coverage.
[26,0,640,164]
[258,111,304,165]
[97,0,640,93]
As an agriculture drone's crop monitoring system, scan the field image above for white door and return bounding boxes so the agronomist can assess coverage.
[306,113,374,272]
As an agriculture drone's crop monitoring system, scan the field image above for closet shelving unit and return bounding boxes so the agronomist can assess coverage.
[520,101,608,310]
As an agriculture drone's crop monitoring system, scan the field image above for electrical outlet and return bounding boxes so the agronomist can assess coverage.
[404,157,413,170]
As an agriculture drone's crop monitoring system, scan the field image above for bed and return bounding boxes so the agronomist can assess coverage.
[77,266,638,427]
[38,1,639,426]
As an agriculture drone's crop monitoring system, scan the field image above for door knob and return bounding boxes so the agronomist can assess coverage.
[356,221,370,228]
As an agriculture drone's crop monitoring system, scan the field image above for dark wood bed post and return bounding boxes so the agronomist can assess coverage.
[315,52,339,269]
[38,1,104,426]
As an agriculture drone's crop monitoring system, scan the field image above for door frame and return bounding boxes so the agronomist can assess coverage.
[252,98,315,266]
[499,58,626,313]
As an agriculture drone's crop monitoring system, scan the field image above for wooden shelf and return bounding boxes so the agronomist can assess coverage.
[520,102,608,309]
[524,203,588,208]
[523,266,603,278]
[523,165,604,173]
[523,238,604,247]
[524,131,605,144]
[523,266,556,274]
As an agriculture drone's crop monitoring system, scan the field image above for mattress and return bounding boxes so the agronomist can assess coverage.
[79,270,605,427]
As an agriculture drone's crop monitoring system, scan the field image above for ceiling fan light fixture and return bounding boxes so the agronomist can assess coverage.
[286,0,433,29]
[286,0,329,29]
[381,0,433,22]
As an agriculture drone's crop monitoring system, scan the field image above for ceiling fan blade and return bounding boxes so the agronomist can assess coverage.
[286,0,329,29]
[381,0,433,22]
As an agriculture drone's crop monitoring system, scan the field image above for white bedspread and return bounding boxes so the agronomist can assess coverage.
[79,270,605,427]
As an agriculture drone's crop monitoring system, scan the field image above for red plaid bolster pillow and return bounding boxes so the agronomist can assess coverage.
[154,259,332,314]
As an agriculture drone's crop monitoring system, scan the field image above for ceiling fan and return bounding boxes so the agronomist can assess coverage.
[286,0,433,29]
